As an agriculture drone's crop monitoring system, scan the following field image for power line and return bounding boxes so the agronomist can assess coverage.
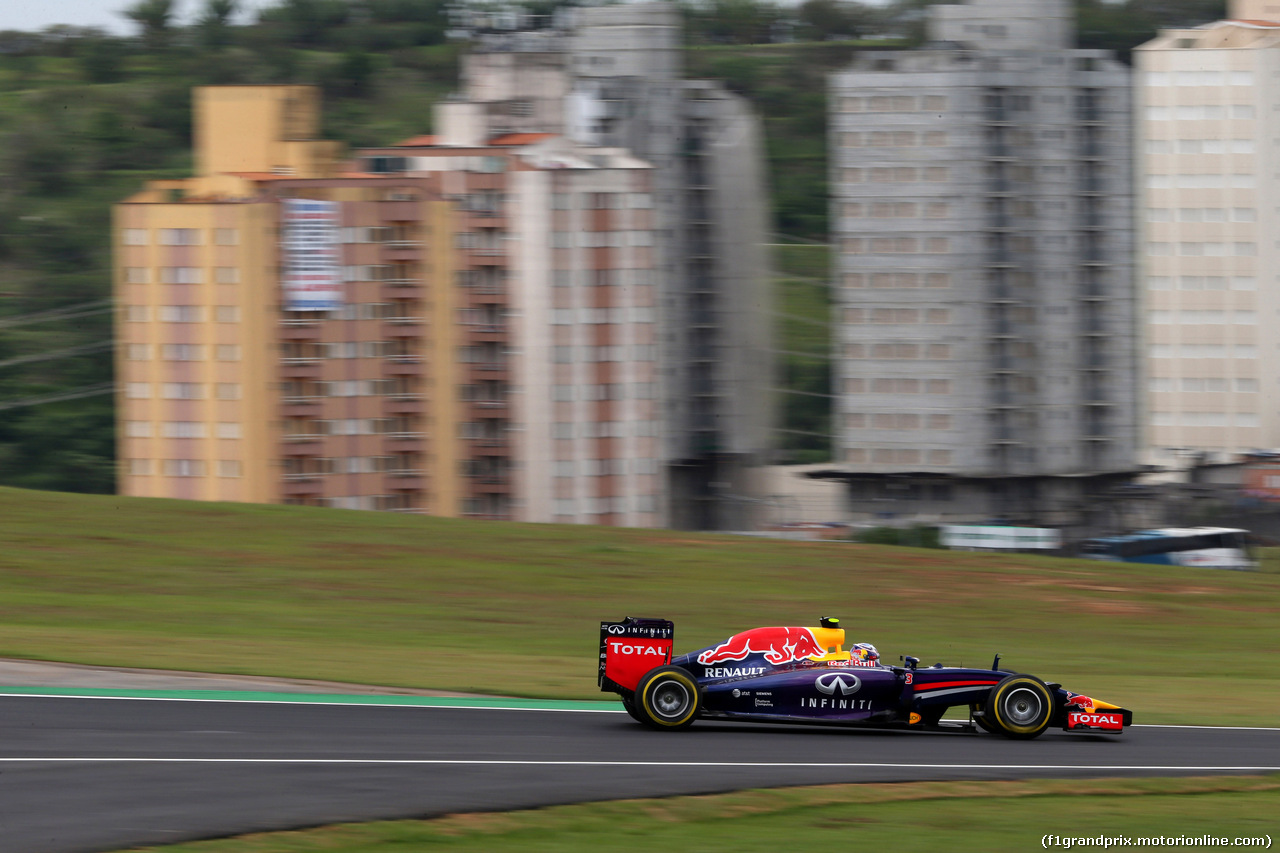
[0,340,113,370]
[770,347,835,360]
[771,427,837,439]
[0,300,113,330]
[0,383,115,413]
[771,387,838,399]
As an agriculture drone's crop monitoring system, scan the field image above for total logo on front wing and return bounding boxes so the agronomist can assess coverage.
[1067,711,1124,731]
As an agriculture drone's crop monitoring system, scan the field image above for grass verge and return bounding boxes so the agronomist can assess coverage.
[0,486,1278,723]
[115,775,1280,852]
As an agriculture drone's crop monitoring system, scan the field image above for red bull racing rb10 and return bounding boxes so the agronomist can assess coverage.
[599,616,1131,740]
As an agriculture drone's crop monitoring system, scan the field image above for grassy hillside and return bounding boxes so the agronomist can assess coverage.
[1,486,1277,724]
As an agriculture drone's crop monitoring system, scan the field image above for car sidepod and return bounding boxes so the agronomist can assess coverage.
[692,662,909,724]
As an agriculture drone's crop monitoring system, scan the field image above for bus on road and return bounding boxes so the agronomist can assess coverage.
[1080,527,1255,570]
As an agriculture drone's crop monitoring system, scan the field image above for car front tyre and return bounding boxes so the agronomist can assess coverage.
[636,666,700,730]
[986,674,1053,740]
[969,702,998,734]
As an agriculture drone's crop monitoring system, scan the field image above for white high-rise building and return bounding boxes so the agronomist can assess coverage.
[452,3,774,530]
[1137,1,1280,467]
[825,0,1139,528]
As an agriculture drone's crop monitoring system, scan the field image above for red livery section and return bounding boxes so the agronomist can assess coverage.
[1067,711,1125,731]
[599,618,675,693]
[912,679,1001,692]
[603,638,672,692]
[696,626,827,666]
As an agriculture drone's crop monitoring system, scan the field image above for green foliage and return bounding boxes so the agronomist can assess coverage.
[854,525,942,548]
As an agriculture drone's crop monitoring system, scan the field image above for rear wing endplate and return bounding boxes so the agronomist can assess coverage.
[598,616,674,694]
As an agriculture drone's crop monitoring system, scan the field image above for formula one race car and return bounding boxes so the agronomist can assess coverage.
[599,617,1131,739]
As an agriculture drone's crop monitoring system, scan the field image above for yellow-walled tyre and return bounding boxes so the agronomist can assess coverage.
[636,666,700,730]
[986,675,1053,740]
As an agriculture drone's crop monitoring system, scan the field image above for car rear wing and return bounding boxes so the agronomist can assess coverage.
[599,616,674,695]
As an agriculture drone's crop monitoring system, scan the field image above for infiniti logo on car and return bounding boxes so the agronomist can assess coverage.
[815,673,861,695]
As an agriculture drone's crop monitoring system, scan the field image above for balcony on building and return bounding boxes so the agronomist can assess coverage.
[281,358,323,379]
[384,353,424,375]
[282,395,323,417]
[279,314,324,340]
[281,436,324,456]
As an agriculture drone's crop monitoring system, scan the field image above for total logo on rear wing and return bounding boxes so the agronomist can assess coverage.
[599,617,674,694]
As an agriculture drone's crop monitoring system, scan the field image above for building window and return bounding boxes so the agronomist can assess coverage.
[125,421,152,438]
[126,306,151,322]
[158,228,203,246]
[215,383,242,401]
[214,228,239,246]
[160,267,204,284]
[215,306,240,323]
[126,344,152,361]
[162,344,205,361]
[217,460,243,478]
[163,459,206,477]
[125,382,151,399]
[161,421,207,438]
[159,305,205,322]
[162,382,203,400]
[124,267,150,284]
[122,229,148,246]
[128,459,152,475]
[215,267,240,284]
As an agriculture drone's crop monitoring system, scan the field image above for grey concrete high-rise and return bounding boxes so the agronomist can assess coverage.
[453,2,773,530]
[824,0,1140,529]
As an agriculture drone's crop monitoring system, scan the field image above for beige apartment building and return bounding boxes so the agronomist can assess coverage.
[1137,0,1280,467]
[115,85,659,524]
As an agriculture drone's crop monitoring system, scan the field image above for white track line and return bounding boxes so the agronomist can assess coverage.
[0,758,1276,771]
[0,693,621,713]
[1,693,1278,732]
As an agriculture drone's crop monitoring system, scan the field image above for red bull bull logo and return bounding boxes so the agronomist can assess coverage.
[697,626,829,666]
[1065,694,1093,709]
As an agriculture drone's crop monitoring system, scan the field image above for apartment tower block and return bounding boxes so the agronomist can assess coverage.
[826,0,1139,526]
[115,86,660,524]
[1137,0,1280,467]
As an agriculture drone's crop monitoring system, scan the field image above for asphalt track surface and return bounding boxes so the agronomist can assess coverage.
[1,694,1278,853]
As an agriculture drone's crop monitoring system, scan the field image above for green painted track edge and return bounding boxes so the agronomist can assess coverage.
[0,686,621,711]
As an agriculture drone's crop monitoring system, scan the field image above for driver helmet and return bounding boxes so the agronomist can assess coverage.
[851,642,880,665]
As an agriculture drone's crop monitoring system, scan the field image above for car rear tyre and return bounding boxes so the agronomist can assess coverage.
[620,693,646,724]
[969,702,998,734]
[636,666,700,730]
[986,675,1053,740]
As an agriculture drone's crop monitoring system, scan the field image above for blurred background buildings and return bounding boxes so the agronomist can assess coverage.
[9,0,1280,536]
[821,0,1140,533]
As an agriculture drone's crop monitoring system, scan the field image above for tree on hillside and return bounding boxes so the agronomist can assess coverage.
[124,0,175,50]
[257,0,352,47]
[795,0,873,41]
[1128,0,1225,28]
[199,0,240,48]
